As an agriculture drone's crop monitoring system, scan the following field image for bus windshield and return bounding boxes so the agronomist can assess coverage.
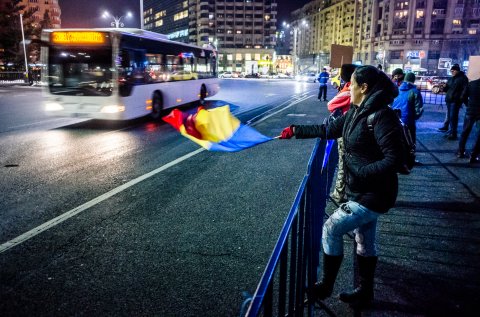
[48,46,113,96]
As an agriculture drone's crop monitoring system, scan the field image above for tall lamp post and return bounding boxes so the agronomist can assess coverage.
[284,20,308,76]
[140,0,144,29]
[102,11,132,28]
[19,14,29,82]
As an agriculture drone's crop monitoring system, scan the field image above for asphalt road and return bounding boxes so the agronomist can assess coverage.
[0,79,334,316]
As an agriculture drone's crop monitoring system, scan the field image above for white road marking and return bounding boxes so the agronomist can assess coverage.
[0,148,205,253]
[252,95,313,125]
[287,113,307,117]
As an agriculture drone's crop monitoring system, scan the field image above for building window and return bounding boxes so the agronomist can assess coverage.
[227,54,233,61]
[428,51,440,59]
[416,10,424,19]
[173,10,188,21]
[390,50,402,59]
[235,53,242,61]
[245,53,252,61]
[469,29,477,34]
[453,19,461,26]
[254,53,261,60]
[155,20,163,27]
[155,10,166,19]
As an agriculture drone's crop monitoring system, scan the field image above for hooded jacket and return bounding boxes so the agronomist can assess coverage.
[294,82,402,213]
[391,82,423,126]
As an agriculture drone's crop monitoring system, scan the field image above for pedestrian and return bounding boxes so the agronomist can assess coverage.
[327,63,358,204]
[391,68,404,87]
[318,67,329,101]
[391,72,424,146]
[438,64,469,140]
[457,76,480,164]
[279,65,403,308]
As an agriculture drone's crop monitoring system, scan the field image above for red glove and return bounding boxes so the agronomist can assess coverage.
[280,125,295,139]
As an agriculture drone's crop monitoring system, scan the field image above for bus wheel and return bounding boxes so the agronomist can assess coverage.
[199,85,207,105]
[151,91,163,120]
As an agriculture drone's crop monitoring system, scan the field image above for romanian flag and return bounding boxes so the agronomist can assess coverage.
[162,105,272,152]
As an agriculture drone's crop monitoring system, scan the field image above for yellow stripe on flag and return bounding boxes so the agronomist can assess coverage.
[194,106,240,142]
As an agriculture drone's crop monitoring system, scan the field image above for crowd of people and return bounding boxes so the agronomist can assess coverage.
[278,61,479,309]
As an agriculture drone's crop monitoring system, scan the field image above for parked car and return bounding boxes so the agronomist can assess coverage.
[277,73,291,79]
[295,72,317,83]
[219,71,233,78]
[245,73,260,78]
[170,71,198,81]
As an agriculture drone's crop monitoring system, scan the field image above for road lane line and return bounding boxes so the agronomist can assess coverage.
[1,92,314,254]
[246,94,312,125]
[0,148,205,254]
[251,95,313,126]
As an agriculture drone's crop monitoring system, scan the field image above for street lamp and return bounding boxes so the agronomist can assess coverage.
[102,11,132,28]
[19,14,29,82]
[284,20,308,76]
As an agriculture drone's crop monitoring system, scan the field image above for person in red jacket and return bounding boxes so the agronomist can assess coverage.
[327,64,358,204]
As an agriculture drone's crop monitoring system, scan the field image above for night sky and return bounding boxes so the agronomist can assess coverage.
[59,0,311,28]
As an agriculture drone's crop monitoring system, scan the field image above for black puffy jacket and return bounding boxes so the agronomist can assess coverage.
[444,71,468,104]
[294,90,403,213]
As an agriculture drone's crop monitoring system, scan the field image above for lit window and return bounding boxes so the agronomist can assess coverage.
[236,54,242,61]
[227,54,233,61]
[236,30,242,34]
[453,19,461,26]
[469,29,477,34]
[416,10,424,19]
[265,15,270,21]
[174,10,188,21]
[155,19,163,27]
[254,53,261,60]
[245,53,252,61]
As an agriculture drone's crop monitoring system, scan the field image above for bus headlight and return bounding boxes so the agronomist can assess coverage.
[45,102,64,111]
[100,105,126,113]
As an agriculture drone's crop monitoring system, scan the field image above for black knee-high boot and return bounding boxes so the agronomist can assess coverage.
[309,253,343,301]
[339,255,377,307]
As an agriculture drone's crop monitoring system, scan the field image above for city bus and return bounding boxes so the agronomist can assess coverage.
[40,28,219,120]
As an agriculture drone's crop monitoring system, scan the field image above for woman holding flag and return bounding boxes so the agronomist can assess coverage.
[280,65,402,308]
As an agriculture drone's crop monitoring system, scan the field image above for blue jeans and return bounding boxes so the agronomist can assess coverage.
[322,201,380,257]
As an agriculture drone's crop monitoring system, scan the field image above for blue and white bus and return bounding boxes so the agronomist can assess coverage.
[40,28,219,120]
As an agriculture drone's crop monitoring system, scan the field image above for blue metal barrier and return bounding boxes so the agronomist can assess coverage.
[242,139,338,317]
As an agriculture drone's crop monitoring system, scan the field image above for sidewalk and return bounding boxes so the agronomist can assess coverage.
[320,102,480,316]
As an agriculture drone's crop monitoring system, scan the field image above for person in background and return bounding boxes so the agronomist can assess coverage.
[457,75,480,163]
[318,68,330,102]
[377,64,383,71]
[327,64,358,204]
[438,64,469,140]
[391,72,424,147]
[279,66,402,308]
[391,68,404,87]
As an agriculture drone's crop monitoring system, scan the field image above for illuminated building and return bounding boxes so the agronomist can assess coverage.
[291,0,480,74]
[143,0,278,74]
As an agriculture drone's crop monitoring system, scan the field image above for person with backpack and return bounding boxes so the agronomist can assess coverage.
[391,72,424,147]
[318,68,330,101]
[327,63,358,204]
[279,65,403,308]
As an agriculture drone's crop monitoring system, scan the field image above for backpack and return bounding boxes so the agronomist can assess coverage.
[367,110,415,175]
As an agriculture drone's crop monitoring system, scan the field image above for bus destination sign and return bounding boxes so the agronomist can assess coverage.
[51,32,107,45]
